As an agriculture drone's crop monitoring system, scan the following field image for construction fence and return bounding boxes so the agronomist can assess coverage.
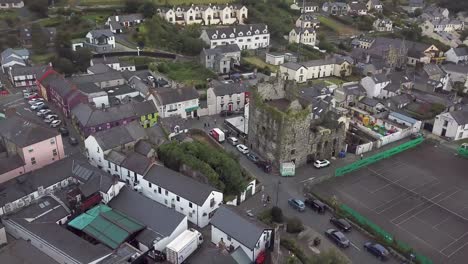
[335,136,424,177]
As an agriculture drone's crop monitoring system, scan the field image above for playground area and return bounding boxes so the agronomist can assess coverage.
[313,141,468,264]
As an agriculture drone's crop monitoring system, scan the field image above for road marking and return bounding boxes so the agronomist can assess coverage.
[299,177,315,183]
[24,108,32,112]
[350,241,361,251]
[4,97,23,106]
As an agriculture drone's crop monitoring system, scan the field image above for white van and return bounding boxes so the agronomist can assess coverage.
[228,137,239,146]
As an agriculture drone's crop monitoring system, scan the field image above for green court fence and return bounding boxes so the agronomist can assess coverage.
[335,137,424,177]
[339,204,433,264]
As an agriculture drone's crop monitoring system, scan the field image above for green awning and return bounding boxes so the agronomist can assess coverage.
[185,106,199,112]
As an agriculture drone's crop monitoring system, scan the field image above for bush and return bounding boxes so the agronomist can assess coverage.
[280,238,309,264]
[286,217,304,233]
[271,206,284,223]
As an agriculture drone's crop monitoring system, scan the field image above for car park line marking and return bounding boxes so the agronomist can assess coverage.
[4,97,23,106]
[447,240,468,258]
[299,177,315,183]
[441,232,468,253]
[350,241,361,251]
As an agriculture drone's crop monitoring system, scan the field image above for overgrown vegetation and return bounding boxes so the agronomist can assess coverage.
[136,16,206,55]
[281,238,349,264]
[153,61,216,87]
[157,141,249,196]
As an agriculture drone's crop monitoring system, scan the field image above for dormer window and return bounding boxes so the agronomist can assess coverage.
[212,34,217,39]
[230,33,235,38]
[238,32,243,36]
[255,30,259,34]
[246,31,251,36]
[221,34,226,38]
[263,29,268,33]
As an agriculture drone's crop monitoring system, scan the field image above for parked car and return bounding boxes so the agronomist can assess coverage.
[256,160,272,173]
[228,137,239,146]
[314,159,330,169]
[330,217,352,232]
[410,132,423,139]
[50,120,62,128]
[58,127,69,137]
[305,198,326,214]
[28,98,44,105]
[30,102,44,110]
[288,198,305,212]
[36,104,49,111]
[44,114,58,123]
[37,109,52,117]
[364,242,389,260]
[69,137,79,146]
[24,92,37,99]
[246,153,259,163]
[236,144,249,154]
[325,229,350,248]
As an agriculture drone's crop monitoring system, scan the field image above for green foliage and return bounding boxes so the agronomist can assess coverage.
[157,141,249,196]
[280,238,310,264]
[73,48,93,72]
[25,0,49,17]
[258,209,273,226]
[430,103,445,115]
[286,217,304,233]
[287,44,325,60]
[437,0,468,14]
[271,206,284,223]
[137,16,206,55]
[52,57,75,76]
[124,0,143,13]
[156,61,215,86]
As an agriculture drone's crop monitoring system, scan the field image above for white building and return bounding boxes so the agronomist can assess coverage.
[445,47,468,64]
[433,110,468,140]
[288,28,316,46]
[1,48,28,73]
[73,30,115,52]
[442,64,468,90]
[200,24,270,50]
[0,0,24,8]
[153,87,200,119]
[138,165,223,228]
[106,13,144,34]
[279,55,352,83]
[360,74,391,98]
[295,14,320,29]
[366,0,383,12]
[210,206,273,262]
[8,65,49,87]
[90,56,136,72]
[388,111,422,133]
[157,4,247,26]
[200,44,241,74]
[373,18,393,32]
[207,82,249,115]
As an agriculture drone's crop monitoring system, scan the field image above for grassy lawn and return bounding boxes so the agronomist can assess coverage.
[317,15,359,36]
[156,61,216,87]
[120,56,159,66]
[243,56,278,73]
[39,17,64,27]
[82,11,113,24]
[0,10,18,20]
[31,53,55,65]
[78,0,231,5]
[311,77,344,85]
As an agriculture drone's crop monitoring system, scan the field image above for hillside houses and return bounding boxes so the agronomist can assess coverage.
[200,24,270,50]
[157,4,248,26]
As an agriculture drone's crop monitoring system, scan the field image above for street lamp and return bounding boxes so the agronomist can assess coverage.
[275,179,281,206]
[137,46,140,56]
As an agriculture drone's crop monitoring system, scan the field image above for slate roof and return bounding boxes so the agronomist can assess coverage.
[0,154,25,175]
[0,115,59,147]
[73,161,115,197]
[281,62,305,71]
[91,56,119,65]
[156,87,199,105]
[121,152,152,176]
[349,2,367,11]
[70,70,124,84]
[109,186,186,237]
[10,65,49,77]
[0,239,59,264]
[212,82,249,96]
[134,140,153,156]
[202,44,240,56]
[442,63,468,74]
[448,110,468,125]
[87,63,113,74]
[360,97,380,107]
[372,73,389,83]
[88,29,114,39]
[106,150,127,165]
[108,13,144,23]
[133,101,157,116]
[144,165,219,206]
[9,196,69,224]
[203,24,268,40]
[452,47,468,57]
[8,219,111,263]
[342,83,367,96]
[210,205,270,249]
[92,120,146,151]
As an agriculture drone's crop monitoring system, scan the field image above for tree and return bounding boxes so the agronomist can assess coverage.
[125,0,143,13]
[55,31,72,59]
[72,48,92,72]
[31,24,48,54]
[286,217,304,233]
[52,57,75,76]
[26,0,49,17]
[139,1,157,18]
[271,206,284,223]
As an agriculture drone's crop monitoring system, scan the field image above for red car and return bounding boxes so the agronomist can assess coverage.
[256,250,266,264]
[27,93,39,100]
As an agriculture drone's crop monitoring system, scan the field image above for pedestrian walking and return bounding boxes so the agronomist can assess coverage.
[360,153,364,160]
[267,195,270,204]
[214,119,217,124]
[261,194,265,203]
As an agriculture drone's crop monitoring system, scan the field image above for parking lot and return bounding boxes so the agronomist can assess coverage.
[312,141,468,264]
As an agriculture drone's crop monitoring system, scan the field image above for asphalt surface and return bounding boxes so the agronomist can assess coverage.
[313,141,468,264]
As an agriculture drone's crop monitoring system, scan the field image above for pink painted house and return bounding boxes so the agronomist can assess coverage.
[0,115,65,183]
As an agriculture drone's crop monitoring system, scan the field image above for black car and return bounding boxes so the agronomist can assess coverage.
[256,160,272,173]
[364,242,389,260]
[69,137,79,146]
[305,198,326,214]
[58,127,69,137]
[330,217,352,232]
[246,153,259,163]
[325,229,350,248]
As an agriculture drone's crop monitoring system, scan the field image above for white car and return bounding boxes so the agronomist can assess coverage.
[28,98,44,105]
[228,137,239,146]
[314,159,331,169]
[50,120,62,128]
[37,109,52,117]
[236,144,249,154]
[44,114,58,123]
[30,102,44,110]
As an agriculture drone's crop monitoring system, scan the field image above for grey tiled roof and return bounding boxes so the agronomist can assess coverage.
[109,186,186,237]
[0,116,59,148]
[87,63,113,74]
[89,29,114,38]
[449,110,468,125]
[156,87,199,105]
[452,47,468,57]
[10,65,49,77]
[210,205,270,249]
[0,238,59,264]
[92,120,147,151]
[108,13,144,23]
[121,152,152,175]
[106,150,127,165]
[144,165,219,206]
[202,44,240,56]
[0,154,25,175]
[203,24,269,40]
[134,140,153,156]
[212,82,249,96]
[360,97,380,107]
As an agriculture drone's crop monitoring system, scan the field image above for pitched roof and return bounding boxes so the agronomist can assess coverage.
[0,115,59,147]
[108,13,143,23]
[448,110,468,125]
[372,73,388,83]
[202,44,240,56]
[87,63,113,74]
[144,165,219,206]
[203,24,269,40]
[9,65,49,77]
[109,186,186,237]
[73,161,115,197]
[92,120,147,151]
[0,238,59,264]
[452,47,468,57]
[360,97,380,107]
[442,64,468,74]
[88,29,114,38]
[0,154,25,175]
[212,82,249,96]
[121,152,152,175]
[156,87,199,105]
[134,140,153,156]
[210,206,270,249]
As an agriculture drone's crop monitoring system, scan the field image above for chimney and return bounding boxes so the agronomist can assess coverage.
[115,15,119,22]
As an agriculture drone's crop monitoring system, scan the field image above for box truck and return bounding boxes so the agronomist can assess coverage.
[209,128,225,143]
[166,229,204,264]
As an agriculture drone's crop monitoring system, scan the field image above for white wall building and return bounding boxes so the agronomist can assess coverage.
[433,110,468,140]
[157,4,248,25]
[210,206,273,262]
[207,82,249,115]
[288,28,316,46]
[138,165,223,228]
[153,87,200,119]
[279,56,352,83]
[0,0,24,9]
[360,74,391,98]
[373,18,393,32]
[445,47,468,64]
[200,24,270,50]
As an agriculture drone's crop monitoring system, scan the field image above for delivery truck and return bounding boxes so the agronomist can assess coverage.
[209,128,225,143]
[166,228,204,264]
